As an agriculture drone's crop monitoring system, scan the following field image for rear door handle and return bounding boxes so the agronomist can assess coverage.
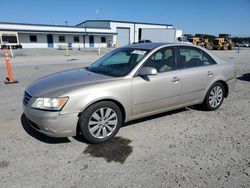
[208,71,213,76]
[172,76,180,82]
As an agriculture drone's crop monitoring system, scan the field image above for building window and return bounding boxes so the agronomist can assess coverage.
[59,36,65,43]
[30,35,37,42]
[101,37,106,43]
[74,36,79,42]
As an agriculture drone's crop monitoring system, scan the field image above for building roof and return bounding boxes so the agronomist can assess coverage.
[0,22,77,28]
[76,20,173,27]
[0,20,173,35]
[0,29,116,35]
[0,21,113,30]
[0,19,173,28]
[0,22,116,35]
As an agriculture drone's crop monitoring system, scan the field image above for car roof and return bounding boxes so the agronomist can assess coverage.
[124,43,175,50]
[123,42,224,64]
[124,42,205,50]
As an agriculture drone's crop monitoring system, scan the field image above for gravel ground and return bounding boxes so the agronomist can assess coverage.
[0,48,250,188]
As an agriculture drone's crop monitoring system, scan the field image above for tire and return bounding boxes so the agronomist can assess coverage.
[223,44,228,50]
[206,43,212,50]
[228,44,234,50]
[79,101,122,144]
[202,82,225,111]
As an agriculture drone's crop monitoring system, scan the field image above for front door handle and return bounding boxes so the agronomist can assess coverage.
[208,71,213,76]
[172,76,180,82]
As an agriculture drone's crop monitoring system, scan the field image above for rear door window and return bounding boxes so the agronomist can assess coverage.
[178,46,216,68]
[202,51,217,65]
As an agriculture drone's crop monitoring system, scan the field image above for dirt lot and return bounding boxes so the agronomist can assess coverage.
[0,48,250,188]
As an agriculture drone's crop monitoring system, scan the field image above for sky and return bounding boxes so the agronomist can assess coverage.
[1,0,250,37]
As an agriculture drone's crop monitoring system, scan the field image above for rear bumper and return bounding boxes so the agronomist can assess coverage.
[23,105,78,137]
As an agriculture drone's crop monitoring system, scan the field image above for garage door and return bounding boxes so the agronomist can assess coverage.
[117,28,130,47]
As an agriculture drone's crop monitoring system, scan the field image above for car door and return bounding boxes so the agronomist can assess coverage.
[177,46,218,105]
[131,47,181,117]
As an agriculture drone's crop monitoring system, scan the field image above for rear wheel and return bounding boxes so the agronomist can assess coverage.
[79,101,122,143]
[202,82,225,111]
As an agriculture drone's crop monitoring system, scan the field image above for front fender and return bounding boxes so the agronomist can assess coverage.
[60,79,132,122]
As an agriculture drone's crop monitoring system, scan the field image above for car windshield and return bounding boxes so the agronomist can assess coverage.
[87,48,149,77]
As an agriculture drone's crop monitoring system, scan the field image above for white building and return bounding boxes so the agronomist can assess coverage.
[0,20,181,48]
[76,20,175,47]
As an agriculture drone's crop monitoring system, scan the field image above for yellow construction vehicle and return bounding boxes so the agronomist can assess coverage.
[187,34,214,49]
[213,34,234,50]
[203,38,212,49]
[188,37,200,46]
[196,34,215,49]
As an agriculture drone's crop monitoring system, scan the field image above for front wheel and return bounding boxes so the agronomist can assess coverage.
[79,101,122,143]
[202,82,225,111]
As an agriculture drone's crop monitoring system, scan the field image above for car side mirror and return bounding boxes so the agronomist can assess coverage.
[139,67,157,76]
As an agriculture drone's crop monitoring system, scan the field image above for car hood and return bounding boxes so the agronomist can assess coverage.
[26,68,116,97]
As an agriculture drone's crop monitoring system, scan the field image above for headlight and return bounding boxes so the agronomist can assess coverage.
[31,97,68,111]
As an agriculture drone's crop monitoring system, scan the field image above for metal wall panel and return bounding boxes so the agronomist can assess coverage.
[141,28,177,42]
[117,27,130,47]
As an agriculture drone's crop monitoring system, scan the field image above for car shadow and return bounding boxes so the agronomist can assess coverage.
[73,108,188,143]
[20,107,198,144]
[123,108,187,127]
[186,104,208,111]
[237,74,250,82]
[21,114,71,144]
[72,133,91,144]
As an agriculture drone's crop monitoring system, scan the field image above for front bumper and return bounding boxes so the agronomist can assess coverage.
[23,105,79,137]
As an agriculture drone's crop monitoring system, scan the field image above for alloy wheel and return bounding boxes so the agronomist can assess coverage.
[88,107,118,139]
[209,86,223,108]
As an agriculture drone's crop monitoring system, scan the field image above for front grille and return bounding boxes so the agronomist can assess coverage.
[23,91,32,106]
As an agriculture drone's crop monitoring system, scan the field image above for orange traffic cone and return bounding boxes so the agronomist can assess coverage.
[3,48,18,84]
